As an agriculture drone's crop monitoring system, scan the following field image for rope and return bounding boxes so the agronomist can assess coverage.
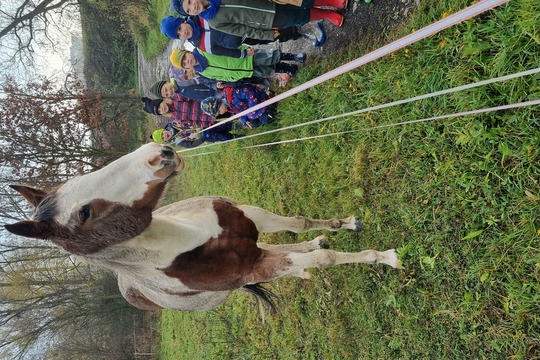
[179,0,510,143]
[182,99,540,158]
[178,67,540,153]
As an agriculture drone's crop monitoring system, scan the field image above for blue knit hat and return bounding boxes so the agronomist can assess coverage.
[161,16,184,39]
[170,0,187,16]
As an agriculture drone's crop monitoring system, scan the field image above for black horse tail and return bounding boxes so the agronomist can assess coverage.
[243,283,279,314]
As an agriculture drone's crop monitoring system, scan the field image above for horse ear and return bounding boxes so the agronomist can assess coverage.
[9,185,48,207]
[4,220,51,239]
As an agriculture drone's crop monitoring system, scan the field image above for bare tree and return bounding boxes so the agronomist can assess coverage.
[0,0,83,78]
[0,249,139,359]
[0,74,141,186]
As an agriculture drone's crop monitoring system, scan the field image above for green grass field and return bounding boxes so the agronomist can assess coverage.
[155,0,539,358]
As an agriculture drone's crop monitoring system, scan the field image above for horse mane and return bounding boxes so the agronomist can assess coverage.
[34,192,58,221]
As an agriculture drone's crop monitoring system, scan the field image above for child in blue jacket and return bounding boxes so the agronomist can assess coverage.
[160,15,324,54]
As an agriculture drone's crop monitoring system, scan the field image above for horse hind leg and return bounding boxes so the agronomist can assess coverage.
[238,205,361,233]
[279,248,403,281]
[245,247,402,285]
[258,235,329,253]
[286,248,404,278]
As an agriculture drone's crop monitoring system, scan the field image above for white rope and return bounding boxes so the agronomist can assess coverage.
[178,67,540,154]
[179,0,510,143]
[183,99,540,158]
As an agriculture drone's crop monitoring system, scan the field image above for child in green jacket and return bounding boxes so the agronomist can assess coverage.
[170,48,301,83]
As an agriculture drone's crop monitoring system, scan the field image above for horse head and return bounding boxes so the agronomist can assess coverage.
[4,143,183,255]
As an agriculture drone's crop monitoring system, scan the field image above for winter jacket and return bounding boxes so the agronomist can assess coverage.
[189,16,250,58]
[194,49,254,82]
[169,93,216,128]
[175,83,218,101]
[205,0,277,41]
[221,84,269,125]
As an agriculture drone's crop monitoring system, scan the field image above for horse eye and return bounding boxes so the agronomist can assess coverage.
[79,204,91,222]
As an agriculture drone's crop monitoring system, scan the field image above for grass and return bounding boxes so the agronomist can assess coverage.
[153,0,540,358]
[129,0,175,58]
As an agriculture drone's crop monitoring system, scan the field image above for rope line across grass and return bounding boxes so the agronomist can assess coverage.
[182,99,540,158]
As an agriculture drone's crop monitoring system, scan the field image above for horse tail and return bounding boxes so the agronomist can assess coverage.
[243,283,279,314]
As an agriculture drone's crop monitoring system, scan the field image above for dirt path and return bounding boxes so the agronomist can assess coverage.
[138,0,418,99]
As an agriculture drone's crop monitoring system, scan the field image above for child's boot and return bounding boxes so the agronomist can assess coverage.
[314,0,348,9]
[309,9,344,27]
[300,22,326,47]
[275,62,299,76]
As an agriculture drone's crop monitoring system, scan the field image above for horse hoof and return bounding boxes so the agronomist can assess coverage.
[312,235,329,249]
[319,239,330,249]
[354,220,363,231]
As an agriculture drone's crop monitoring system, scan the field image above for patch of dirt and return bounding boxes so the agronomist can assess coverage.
[138,0,419,101]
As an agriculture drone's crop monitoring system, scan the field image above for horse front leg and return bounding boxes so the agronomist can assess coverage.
[258,235,329,253]
[238,205,361,233]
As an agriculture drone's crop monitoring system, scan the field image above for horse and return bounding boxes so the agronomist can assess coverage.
[4,143,401,311]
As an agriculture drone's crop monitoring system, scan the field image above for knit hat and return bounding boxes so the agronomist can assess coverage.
[141,97,162,115]
[149,80,167,98]
[170,0,187,16]
[170,49,189,69]
[200,97,222,117]
[160,16,184,39]
[152,129,165,143]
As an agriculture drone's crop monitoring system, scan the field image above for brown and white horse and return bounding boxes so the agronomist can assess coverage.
[4,143,401,311]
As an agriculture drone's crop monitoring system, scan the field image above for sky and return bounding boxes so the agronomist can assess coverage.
[0,1,82,82]
[35,14,83,80]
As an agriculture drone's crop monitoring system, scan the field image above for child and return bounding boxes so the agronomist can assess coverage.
[200,84,273,128]
[160,15,323,55]
[167,64,199,88]
[149,75,263,102]
[170,0,345,40]
[170,48,299,84]
[149,79,218,102]
[151,121,237,148]
[141,96,215,128]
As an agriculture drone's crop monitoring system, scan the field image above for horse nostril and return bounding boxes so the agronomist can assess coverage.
[161,148,175,159]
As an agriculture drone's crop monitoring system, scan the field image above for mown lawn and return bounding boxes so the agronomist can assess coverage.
[157,0,539,358]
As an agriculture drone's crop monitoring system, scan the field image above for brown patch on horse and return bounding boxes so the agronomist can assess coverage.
[125,287,163,310]
[41,199,153,255]
[133,180,168,212]
[161,200,263,291]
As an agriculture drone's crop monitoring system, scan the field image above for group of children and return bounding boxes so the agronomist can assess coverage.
[144,0,349,147]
